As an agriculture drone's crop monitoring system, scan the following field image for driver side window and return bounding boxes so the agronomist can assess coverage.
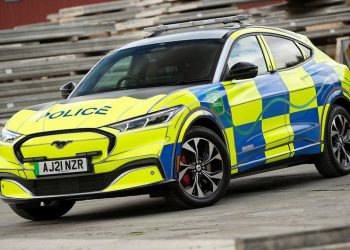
[228,36,268,75]
[92,56,132,90]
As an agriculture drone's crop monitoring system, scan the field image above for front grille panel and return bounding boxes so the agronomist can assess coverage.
[14,129,116,164]
[19,172,119,196]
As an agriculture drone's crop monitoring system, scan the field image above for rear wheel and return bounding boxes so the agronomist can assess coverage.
[315,105,350,177]
[9,200,75,221]
[167,126,230,208]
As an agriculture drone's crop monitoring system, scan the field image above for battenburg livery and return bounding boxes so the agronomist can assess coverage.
[1,16,350,221]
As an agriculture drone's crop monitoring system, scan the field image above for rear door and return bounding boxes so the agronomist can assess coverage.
[262,34,321,156]
[223,35,291,171]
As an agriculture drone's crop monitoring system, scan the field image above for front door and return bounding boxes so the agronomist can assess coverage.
[223,35,291,172]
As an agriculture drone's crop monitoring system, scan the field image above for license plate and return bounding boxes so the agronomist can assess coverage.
[34,158,88,176]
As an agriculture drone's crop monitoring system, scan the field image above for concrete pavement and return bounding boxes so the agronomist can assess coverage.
[0,164,350,249]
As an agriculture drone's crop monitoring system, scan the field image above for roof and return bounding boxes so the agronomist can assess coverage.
[119,25,306,51]
[121,29,231,50]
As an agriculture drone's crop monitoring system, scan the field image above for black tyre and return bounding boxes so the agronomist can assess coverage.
[9,200,75,221]
[167,126,231,208]
[315,105,350,177]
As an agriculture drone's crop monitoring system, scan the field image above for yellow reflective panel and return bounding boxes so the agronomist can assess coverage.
[280,67,318,113]
[0,143,20,166]
[231,168,238,175]
[285,113,295,142]
[332,64,350,92]
[318,106,324,125]
[20,132,110,165]
[319,104,330,152]
[178,110,205,143]
[231,98,262,126]
[14,95,167,134]
[225,127,237,166]
[265,145,290,164]
[262,115,290,150]
[94,155,151,174]
[103,166,163,192]
[166,108,190,144]
[0,157,22,171]
[151,90,200,112]
[225,80,262,126]
[345,92,350,100]
[117,95,167,121]
[112,127,167,157]
[289,143,295,158]
[23,170,36,179]
[225,80,261,106]
[0,180,32,199]
[5,110,38,133]
[313,48,334,64]
[18,170,27,179]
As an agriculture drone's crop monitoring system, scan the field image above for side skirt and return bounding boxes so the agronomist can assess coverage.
[231,154,319,179]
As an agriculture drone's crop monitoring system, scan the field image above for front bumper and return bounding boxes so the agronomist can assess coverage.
[0,159,175,204]
[0,115,184,203]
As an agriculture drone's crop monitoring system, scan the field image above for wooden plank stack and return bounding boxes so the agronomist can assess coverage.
[0,0,349,122]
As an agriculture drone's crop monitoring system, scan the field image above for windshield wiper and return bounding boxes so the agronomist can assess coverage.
[171,78,212,86]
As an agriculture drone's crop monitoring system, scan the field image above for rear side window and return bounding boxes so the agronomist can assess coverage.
[264,35,304,70]
[298,43,312,59]
[228,35,268,75]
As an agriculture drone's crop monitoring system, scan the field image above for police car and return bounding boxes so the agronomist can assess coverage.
[1,15,349,220]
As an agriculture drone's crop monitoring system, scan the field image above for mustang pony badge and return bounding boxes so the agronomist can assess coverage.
[51,140,73,149]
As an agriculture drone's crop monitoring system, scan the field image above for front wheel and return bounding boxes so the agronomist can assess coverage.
[315,105,350,177]
[9,200,75,221]
[167,126,231,208]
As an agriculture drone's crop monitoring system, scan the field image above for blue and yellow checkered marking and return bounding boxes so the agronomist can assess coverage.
[188,83,233,129]
[255,74,289,119]
[170,33,347,177]
[222,57,342,173]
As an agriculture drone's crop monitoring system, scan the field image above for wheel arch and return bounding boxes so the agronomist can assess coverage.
[177,109,228,146]
[191,117,226,144]
[315,91,350,178]
[171,108,233,179]
[320,88,350,151]
[333,96,350,111]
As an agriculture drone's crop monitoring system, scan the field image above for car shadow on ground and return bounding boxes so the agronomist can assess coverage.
[228,170,323,195]
[54,167,325,223]
[4,167,330,229]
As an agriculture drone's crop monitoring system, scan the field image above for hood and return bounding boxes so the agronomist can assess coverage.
[6,85,191,135]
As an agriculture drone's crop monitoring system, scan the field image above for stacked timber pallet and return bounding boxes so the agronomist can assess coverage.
[0,0,349,122]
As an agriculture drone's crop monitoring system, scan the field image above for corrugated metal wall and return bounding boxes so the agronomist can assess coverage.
[0,0,110,29]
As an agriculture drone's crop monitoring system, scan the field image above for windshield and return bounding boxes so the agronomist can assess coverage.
[71,39,224,97]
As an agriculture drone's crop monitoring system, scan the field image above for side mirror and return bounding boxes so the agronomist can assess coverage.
[60,82,76,99]
[225,62,258,81]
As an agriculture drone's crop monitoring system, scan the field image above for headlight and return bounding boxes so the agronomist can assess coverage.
[0,128,21,143]
[109,106,183,132]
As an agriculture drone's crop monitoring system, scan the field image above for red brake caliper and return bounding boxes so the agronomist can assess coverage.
[178,154,191,187]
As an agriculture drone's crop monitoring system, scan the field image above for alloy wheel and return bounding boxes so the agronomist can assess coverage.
[177,137,224,198]
[331,114,350,168]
